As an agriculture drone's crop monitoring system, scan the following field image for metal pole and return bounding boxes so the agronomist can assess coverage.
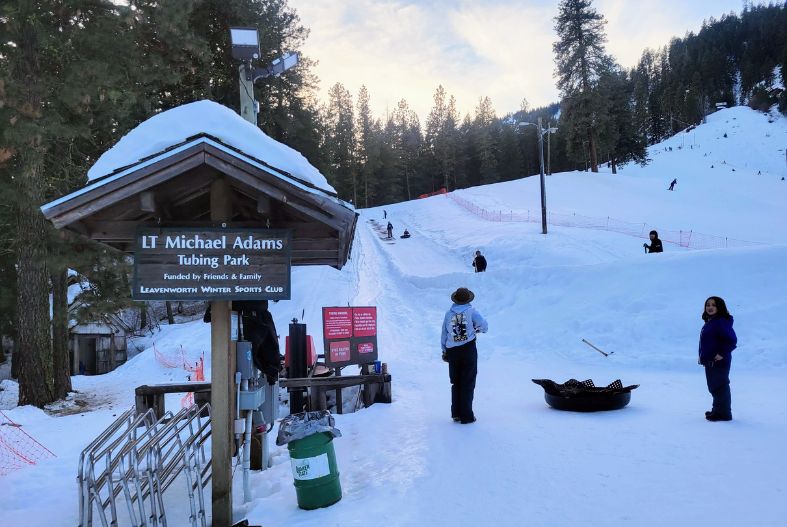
[237,62,274,474]
[538,117,547,235]
[547,122,551,175]
[239,63,257,124]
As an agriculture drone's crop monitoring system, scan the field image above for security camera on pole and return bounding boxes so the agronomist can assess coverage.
[517,118,558,235]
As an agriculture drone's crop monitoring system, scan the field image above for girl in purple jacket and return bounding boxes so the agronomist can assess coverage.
[698,296,737,421]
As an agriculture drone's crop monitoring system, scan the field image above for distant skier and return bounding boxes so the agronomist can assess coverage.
[643,230,663,253]
[698,296,737,421]
[441,287,488,424]
[400,229,411,239]
[472,250,487,273]
[386,222,393,239]
[383,209,387,219]
[668,178,677,191]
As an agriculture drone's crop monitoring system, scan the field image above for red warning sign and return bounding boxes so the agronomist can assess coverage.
[322,306,378,367]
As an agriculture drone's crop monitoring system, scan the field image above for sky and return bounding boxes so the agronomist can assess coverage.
[287,0,755,120]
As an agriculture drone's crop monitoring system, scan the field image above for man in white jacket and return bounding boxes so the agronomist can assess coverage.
[441,287,488,424]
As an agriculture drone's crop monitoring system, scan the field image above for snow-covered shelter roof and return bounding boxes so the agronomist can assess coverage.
[41,100,357,269]
[87,100,335,193]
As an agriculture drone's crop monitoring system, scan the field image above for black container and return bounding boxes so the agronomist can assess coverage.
[532,379,638,412]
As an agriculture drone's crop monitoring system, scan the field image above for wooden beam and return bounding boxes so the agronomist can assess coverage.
[140,191,157,213]
[203,149,349,231]
[50,151,206,228]
[210,178,234,527]
[257,195,272,215]
[44,145,206,224]
[281,374,391,389]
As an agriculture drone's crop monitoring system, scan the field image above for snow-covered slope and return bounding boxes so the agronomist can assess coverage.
[457,106,787,244]
[2,106,786,526]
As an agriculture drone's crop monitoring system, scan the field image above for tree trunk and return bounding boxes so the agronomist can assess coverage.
[16,149,55,407]
[165,301,174,324]
[10,330,18,379]
[587,128,599,173]
[51,265,72,398]
[140,304,148,330]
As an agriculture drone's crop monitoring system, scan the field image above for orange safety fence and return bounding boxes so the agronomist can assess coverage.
[180,353,205,409]
[152,343,206,409]
[446,193,766,250]
[0,410,55,476]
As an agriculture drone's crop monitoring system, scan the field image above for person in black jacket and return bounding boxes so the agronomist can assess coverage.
[204,300,280,384]
[472,250,487,272]
[698,296,737,421]
[643,230,663,253]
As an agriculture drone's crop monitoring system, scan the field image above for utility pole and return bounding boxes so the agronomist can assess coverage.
[239,63,257,124]
[537,117,547,235]
[547,120,552,175]
[517,118,555,235]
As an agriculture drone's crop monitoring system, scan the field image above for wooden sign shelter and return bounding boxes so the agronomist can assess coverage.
[42,125,357,526]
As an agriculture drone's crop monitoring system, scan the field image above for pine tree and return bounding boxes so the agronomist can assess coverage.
[596,69,647,173]
[323,83,356,202]
[355,85,378,207]
[472,96,499,185]
[391,99,422,201]
[553,0,611,172]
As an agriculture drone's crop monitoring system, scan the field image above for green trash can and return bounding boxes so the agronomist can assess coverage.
[287,431,342,509]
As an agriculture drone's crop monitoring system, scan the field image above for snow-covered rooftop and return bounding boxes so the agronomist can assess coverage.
[87,100,335,194]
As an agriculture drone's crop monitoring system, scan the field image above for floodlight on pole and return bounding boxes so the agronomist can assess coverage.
[516,118,557,235]
[229,27,300,125]
[229,27,260,61]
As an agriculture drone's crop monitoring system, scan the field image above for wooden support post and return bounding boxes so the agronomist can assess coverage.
[309,385,327,411]
[334,368,343,414]
[210,178,235,527]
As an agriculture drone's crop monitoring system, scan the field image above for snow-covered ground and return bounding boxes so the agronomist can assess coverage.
[1,106,786,526]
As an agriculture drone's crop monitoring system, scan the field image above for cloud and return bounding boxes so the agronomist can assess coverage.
[289,0,751,121]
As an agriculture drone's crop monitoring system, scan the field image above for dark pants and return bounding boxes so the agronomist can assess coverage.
[705,356,732,418]
[447,339,478,423]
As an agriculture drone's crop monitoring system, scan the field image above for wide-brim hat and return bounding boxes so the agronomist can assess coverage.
[451,287,474,305]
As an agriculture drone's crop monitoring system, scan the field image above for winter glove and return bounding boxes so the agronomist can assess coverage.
[441,351,448,363]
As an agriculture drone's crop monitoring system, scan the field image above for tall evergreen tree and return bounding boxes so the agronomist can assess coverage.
[355,85,378,208]
[0,0,138,405]
[553,0,611,172]
[391,99,422,201]
[323,83,356,202]
[471,96,499,185]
